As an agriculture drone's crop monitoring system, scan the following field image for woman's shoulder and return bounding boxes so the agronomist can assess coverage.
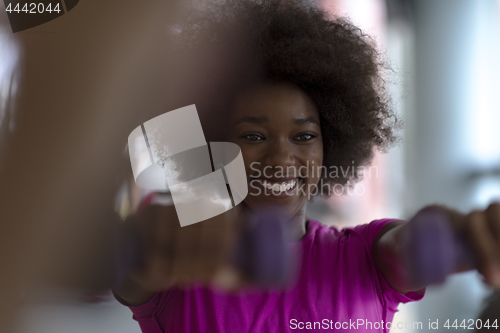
[307,218,404,246]
[302,219,342,246]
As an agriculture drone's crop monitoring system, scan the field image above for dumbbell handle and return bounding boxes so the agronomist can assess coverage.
[405,207,476,286]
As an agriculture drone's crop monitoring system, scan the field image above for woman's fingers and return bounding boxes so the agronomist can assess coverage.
[486,203,500,242]
[142,205,177,290]
[198,210,236,282]
[465,208,500,288]
[485,203,500,287]
[208,210,244,289]
[133,204,243,289]
[169,222,200,283]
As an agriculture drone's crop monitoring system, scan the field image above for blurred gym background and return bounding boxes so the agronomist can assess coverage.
[0,0,499,332]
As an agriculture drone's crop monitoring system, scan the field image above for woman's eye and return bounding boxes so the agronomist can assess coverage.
[294,133,316,141]
[243,134,264,141]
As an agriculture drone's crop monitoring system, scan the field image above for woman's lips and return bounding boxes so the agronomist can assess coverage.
[250,178,302,197]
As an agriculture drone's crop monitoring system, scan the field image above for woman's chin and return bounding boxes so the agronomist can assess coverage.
[244,177,321,219]
[242,197,304,220]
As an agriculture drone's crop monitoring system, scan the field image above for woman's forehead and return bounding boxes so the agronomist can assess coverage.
[231,81,319,121]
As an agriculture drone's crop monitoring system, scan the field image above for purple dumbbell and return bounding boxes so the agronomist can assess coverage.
[405,207,476,286]
[233,209,295,287]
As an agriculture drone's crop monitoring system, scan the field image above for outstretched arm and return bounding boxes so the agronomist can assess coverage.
[373,203,500,294]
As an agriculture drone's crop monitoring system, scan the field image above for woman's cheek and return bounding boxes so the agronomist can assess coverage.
[247,179,262,197]
[305,161,323,196]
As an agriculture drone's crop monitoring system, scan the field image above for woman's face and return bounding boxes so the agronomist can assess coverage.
[229,81,323,218]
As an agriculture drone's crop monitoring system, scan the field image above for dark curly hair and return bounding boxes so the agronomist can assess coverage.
[172,0,400,194]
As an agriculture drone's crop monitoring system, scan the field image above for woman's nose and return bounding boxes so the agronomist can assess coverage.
[264,138,295,171]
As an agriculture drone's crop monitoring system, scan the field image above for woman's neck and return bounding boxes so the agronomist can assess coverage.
[236,202,308,241]
[287,202,308,242]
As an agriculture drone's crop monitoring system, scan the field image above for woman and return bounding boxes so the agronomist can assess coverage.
[113,1,500,332]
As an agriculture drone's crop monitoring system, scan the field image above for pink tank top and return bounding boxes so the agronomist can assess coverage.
[118,219,425,332]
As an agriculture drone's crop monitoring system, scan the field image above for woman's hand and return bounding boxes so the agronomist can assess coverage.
[374,202,500,294]
[459,202,500,288]
[114,203,244,305]
[410,203,500,289]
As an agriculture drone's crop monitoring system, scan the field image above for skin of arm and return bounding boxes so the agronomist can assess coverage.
[373,203,500,294]
[112,274,159,306]
[372,220,419,294]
